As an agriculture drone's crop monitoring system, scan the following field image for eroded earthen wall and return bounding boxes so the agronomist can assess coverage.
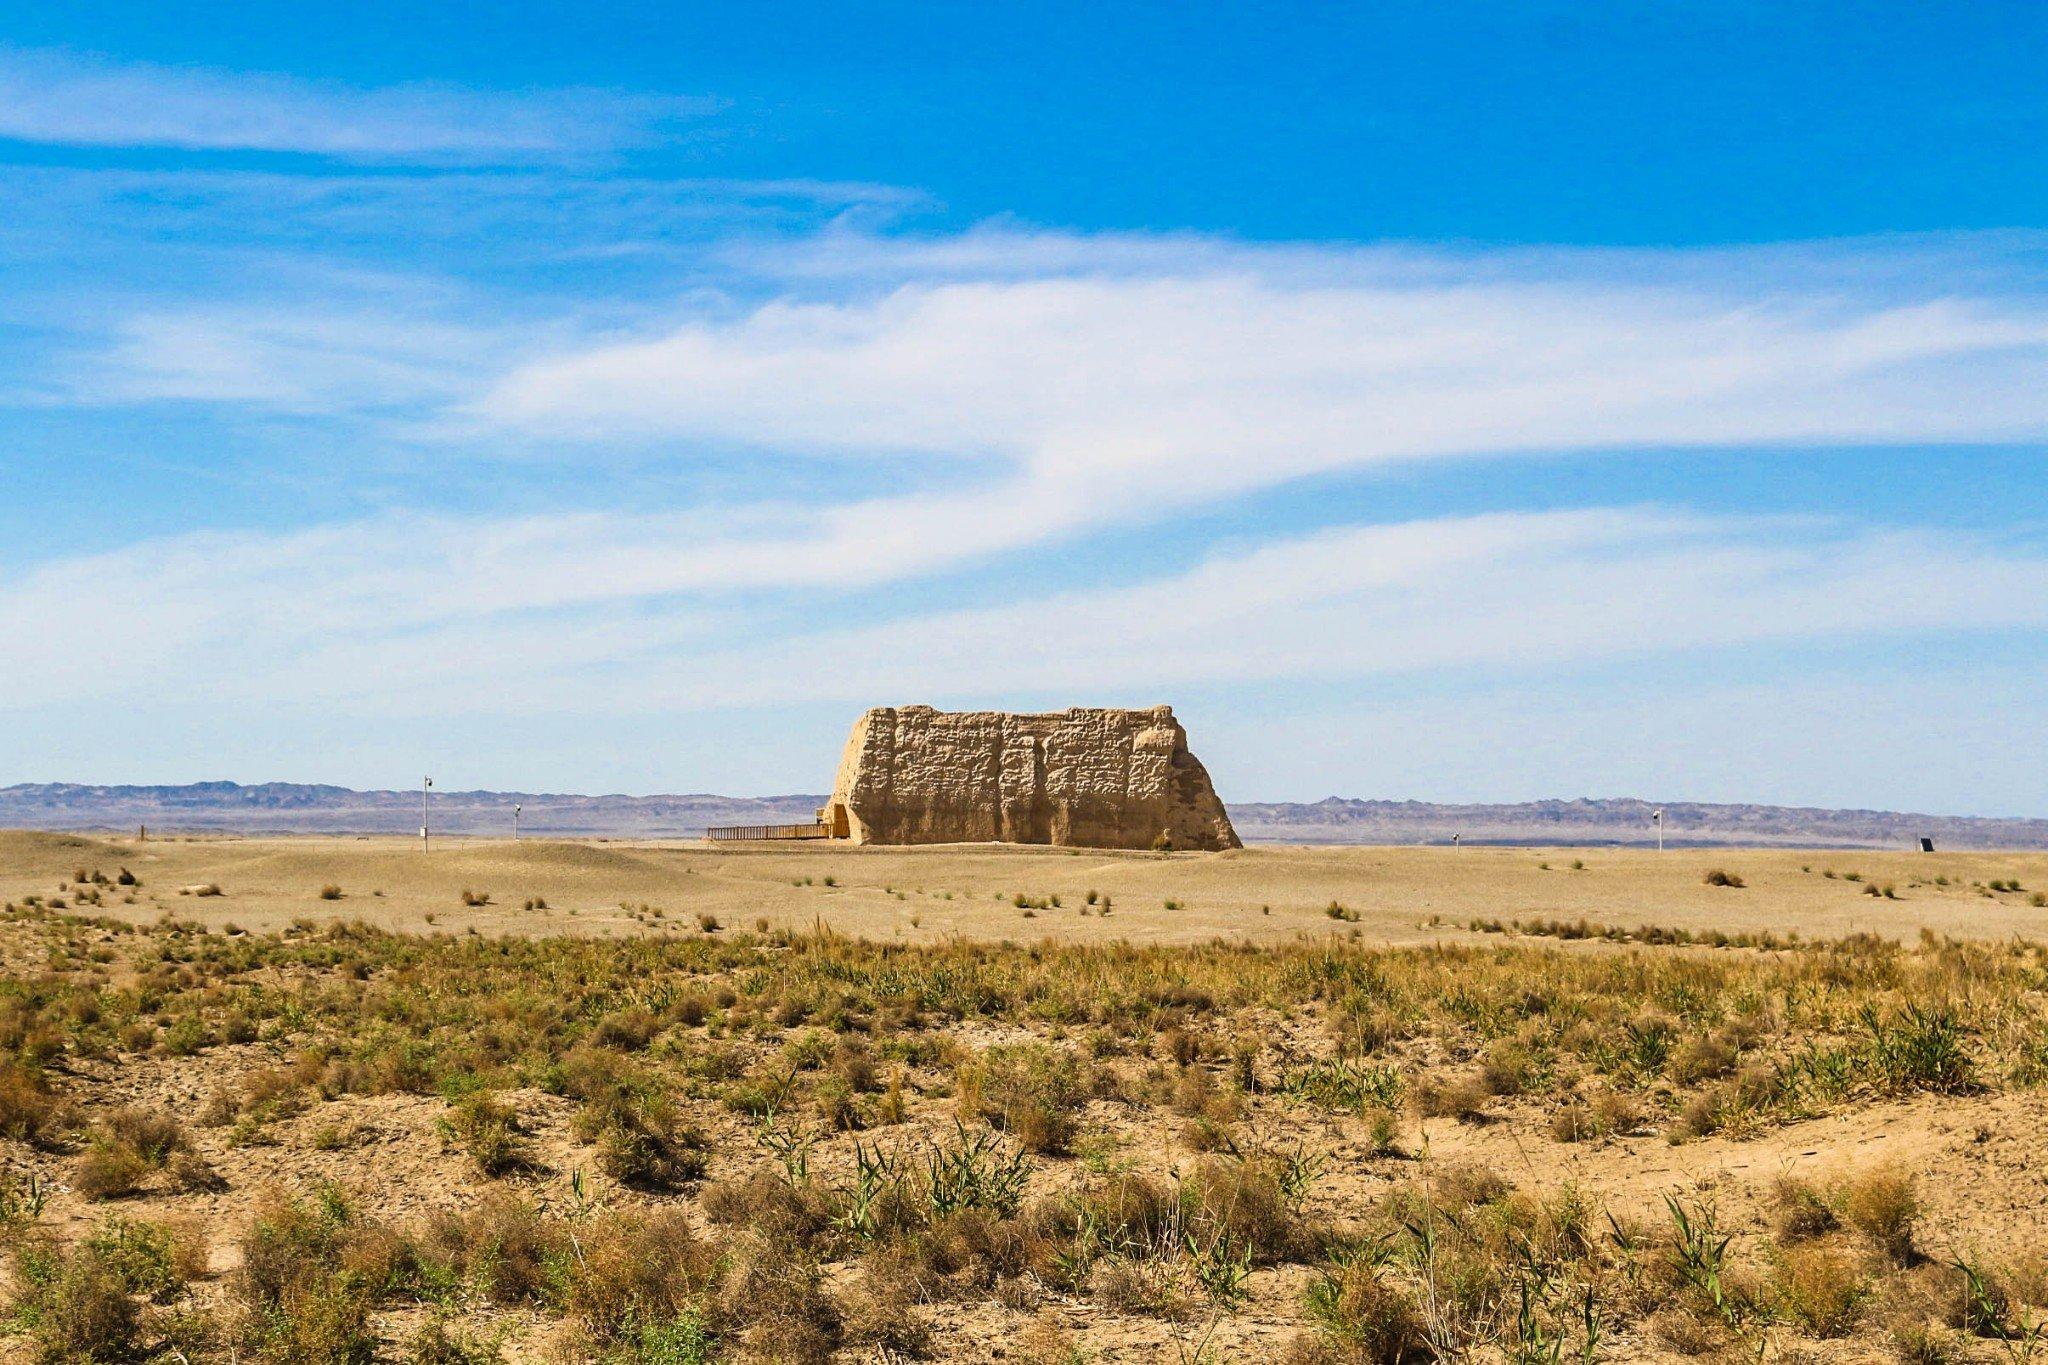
[825,706,1240,850]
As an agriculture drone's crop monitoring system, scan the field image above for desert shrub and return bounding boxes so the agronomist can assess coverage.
[1772,1239,1869,1336]
[1171,1065,1241,1141]
[811,1075,863,1132]
[956,1042,1086,1155]
[1701,869,1745,888]
[1476,1040,1536,1095]
[833,1037,880,1092]
[102,1106,191,1164]
[404,1316,504,1365]
[1297,1254,1429,1363]
[442,1092,527,1177]
[1032,1173,1177,1285]
[1840,1165,1918,1266]
[1413,1074,1491,1123]
[564,1209,725,1355]
[241,1281,377,1364]
[1861,1004,1974,1096]
[1669,1036,1738,1083]
[1879,1261,1977,1359]
[161,1013,212,1055]
[7,1232,143,1362]
[82,1216,206,1302]
[1551,1090,1640,1143]
[707,1169,839,1254]
[574,1087,708,1190]
[318,885,343,901]
[1772,1176,1840,1243]
[1648,1304,1735,1357]
[0,1060,76,1147]
[1181,1155,1310,1264]
[74,1107,197,1200]
[724,1237,843,1365]
[590,1007,659,1051]
[840,1251,933,1355]
[414,1194,567,1305]
[1431,1160,1513,1212]
[233,1186,390,1363]
[1667,1062,1786,1141]
[1549,1103,1596,1143]
[1089,1254,1188,1318]
[74,1143,153,1200]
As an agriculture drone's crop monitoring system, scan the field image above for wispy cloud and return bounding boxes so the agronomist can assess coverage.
[10,208,2048,804]
[453,231,2048,585]
[3,505,2042,717]
[33,225,2048,604]
[486,242,2048,468]
[0,46,722,160]
[638,510,2048,709]
[78,307,509,412]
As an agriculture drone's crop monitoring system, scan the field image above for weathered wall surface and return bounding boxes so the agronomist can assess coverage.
[825,706,1240,850]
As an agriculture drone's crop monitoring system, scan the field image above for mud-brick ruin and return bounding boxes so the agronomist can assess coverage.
[821,705,1240,850]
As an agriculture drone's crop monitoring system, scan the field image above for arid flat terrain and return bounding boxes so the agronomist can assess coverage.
[4,830,2048,1363]
[4,830,2045,947]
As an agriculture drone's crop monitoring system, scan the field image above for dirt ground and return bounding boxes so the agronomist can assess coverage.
[5,830,2046,947]
[5,829,2048,1362]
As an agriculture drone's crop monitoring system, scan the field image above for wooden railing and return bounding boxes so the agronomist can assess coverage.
[704,822,831,842]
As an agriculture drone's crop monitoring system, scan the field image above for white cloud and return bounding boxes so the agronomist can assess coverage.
[0,46,720,160]
[14,220,2048,809]
[83,308,507,412]
[466,233,2048,583]
[634,509,2048,708]
[4,505,2042,721]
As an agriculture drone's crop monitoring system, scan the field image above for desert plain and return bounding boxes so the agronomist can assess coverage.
[3,828,2048,1363]
[5,831,2045,946]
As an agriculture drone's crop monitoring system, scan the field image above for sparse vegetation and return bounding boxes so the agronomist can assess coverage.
[0,843,2044,1360]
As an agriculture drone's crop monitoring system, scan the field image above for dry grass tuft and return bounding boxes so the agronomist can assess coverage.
[956,1042,1086,1155]
[1840,1164,1919,1266]
[1772,1238,1870,1336]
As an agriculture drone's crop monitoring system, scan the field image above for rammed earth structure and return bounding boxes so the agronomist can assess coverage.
[821,705,1240,850]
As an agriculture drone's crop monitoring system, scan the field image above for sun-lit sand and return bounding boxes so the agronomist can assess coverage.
[8,829,2044,946]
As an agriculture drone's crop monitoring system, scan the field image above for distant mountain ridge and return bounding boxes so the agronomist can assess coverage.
[1,782,2041,848]
[0,783,823,837]
[1226,796,2048,849]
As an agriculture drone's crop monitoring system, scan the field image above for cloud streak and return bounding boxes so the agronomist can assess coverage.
[11,210,2048,804]
[4,505,2041,718]
[0,46,720,160]
[444,232,2048,589]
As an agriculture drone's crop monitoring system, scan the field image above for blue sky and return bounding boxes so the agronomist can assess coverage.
[2,3,2046,814]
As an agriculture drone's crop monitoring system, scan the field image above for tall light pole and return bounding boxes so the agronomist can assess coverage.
[422,777,433,852]
[513,803,522,841]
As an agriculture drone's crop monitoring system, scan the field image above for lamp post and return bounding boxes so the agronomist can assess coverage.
[421,777,433,852]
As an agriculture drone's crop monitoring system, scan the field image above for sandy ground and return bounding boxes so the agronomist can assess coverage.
[8,828,2048,1360]
[5,829,2045,946]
